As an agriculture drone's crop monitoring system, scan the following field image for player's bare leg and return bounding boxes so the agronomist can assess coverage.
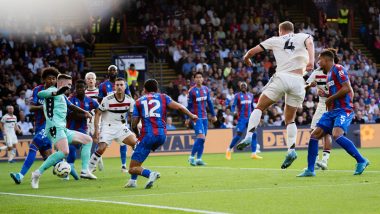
[237,94,275,150]
[280,104,299,169]
[127,160,160,189]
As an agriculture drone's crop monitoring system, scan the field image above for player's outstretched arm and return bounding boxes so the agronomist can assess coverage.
[93,109,101,143]
[68,103,92,119]
[305,36,315,71]
[168,101,198,121]
[243,45,264,66]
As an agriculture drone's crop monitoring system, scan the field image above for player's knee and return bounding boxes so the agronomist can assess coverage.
[84,135,92,143]
[197,134,205,139]
[62,149,70,156]
[128,167,137,174]
[332,128,344,140]
[332,133,342,140]
[311,128,324,140]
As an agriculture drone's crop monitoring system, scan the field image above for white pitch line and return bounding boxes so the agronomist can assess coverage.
[90,181,380,199]
[150,165,380,173]
[0,192,227,214]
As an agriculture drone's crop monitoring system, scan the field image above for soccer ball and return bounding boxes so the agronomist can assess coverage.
[53,161,71,178]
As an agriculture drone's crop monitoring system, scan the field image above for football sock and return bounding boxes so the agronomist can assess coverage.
[89,152,102,170]
[251,132,258,154]
[191,139,200,157]
[141,168,151,178]
[120,145,127,166]
[67,144,77,164]
[286,122,297,152]
[9,148,16,161]
[81,142,92,171]
[322,150,330,163]
[38,151,65,174]
[246,109,262,138]
[307,138,319,172]
[229,135,241,149]
[20,144,38,176]
[196,138,205,159]
[131,174,138,180]
[335,136,366,163]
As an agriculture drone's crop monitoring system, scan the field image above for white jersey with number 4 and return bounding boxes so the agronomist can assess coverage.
[99,93,135,126]
[260,33,311,73]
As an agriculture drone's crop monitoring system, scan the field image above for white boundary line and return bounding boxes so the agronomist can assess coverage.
[150,165,380,173]
[0,192,227,214]
[90,181,380,199]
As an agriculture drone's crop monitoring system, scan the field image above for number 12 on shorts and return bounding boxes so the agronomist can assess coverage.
[142,100,161,118]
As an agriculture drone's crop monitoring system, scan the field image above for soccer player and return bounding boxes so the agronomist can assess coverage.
[186,71,217,166]
[31,74,95,189]
[237,21,315,169]
[0,105,21,163]
[88,78,137,173]
[125,79,197,188]
[304,48,339,170]
[10,68,60,184]
[297,50,369,177]
[98,65,131,172]
[66,79,99,180]
[226,82,262,160]
[84,72,104,171]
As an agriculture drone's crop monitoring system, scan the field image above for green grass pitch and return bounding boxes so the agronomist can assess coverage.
[1,148,379,214]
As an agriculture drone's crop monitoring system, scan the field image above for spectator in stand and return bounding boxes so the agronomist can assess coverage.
[17,111,33,135]
[167,117,176,131]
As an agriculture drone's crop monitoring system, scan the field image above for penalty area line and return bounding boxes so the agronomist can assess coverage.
[0,192,227,214]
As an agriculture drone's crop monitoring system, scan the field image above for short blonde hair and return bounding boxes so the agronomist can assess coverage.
[279,21,294,32]
[85,72,97,80]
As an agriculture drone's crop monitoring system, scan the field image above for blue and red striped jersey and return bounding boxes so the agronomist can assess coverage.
[31,85,46,132]
[67,95,99,133]
[98,80,130,99]
[187,86,216,119]
[231,92,254,120]
[327,64,353,111]
[133,93,172,136]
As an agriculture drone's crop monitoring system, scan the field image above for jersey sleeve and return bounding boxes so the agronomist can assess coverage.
[0,115,5,124]
[31,87,40,105]
[129,98,136,114]
[165,94,173,105]
[98,83,105,98]
[98,98,108,111]
[335,67,349,84]
[260,37,276,51]
[207,89,216,117]
[37,87,57,98]
[64,96,73,106]
[132,102,140,117]
[231,94,238,113]
[92,99,99,110]
[306,70,317,84]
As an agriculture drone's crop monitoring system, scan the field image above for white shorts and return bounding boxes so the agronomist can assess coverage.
[99,124,133,146]
[262,72,306,108]
[310,104,327,129]
[4,133,18,147]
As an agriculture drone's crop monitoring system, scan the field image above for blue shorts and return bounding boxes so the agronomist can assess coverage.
[236,119,249,133]
[33,129,52,152]
[316,109,354,135]
[192,119,208,136]
[131,134,166,163]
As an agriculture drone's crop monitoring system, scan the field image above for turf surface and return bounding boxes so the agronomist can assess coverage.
[1,148,379,214]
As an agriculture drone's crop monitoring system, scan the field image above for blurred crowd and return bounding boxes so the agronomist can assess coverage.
[138,0,380,128]
[0,24,96,137]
